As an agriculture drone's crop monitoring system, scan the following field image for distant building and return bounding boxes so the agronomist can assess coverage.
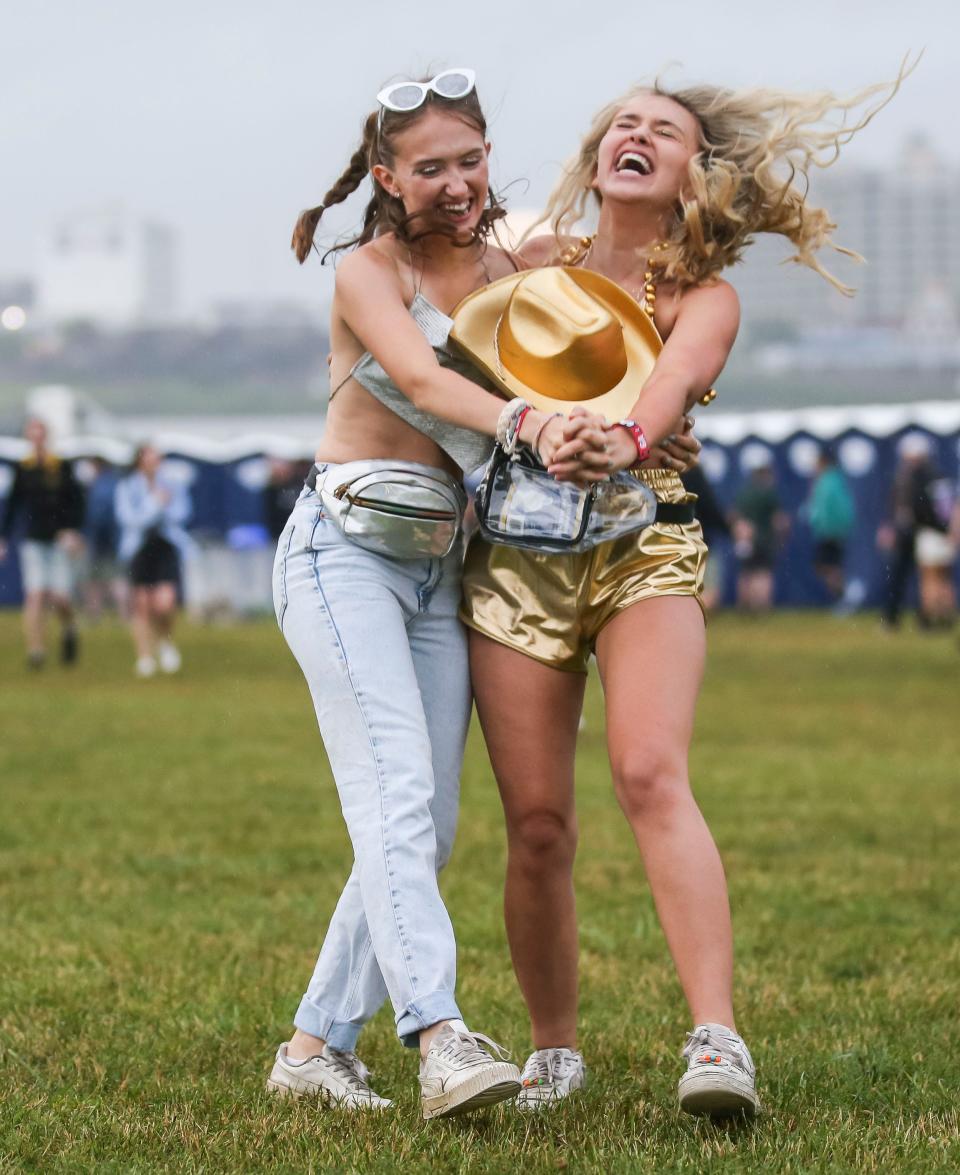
[731,136,960,331]
[36,207,178,328]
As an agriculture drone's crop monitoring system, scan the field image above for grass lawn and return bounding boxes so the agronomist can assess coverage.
[1,611,958,1173]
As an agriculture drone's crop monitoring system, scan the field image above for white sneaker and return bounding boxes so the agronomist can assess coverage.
[135,656,157,678]
[516,1047,586,1111]
[157,641,182,674]
[266,1043,391,1109]
[678,1023,759,1117]
[419,1025,521,1120]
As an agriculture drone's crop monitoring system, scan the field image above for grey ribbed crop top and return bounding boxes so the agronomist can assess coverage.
[331,292,496,474]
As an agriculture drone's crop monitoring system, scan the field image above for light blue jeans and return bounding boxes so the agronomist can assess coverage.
[272,476,471,1049]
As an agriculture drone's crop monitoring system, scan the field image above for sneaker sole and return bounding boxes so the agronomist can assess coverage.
[678,1071,759,1118]
[516,1081,585,1112]
[266,1075,390,1110]
[422,1064,521,1120]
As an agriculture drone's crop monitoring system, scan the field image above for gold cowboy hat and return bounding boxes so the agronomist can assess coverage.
[449,266,662,420]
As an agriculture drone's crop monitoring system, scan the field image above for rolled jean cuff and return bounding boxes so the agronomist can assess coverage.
[396,989,462,1049]
[294,995,365,1053]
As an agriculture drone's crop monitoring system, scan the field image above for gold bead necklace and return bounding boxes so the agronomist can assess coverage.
[573,234,666,320]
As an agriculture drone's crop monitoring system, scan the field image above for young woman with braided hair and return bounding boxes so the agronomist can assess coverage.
[265,69,633,1119]
[456,65,909,1115]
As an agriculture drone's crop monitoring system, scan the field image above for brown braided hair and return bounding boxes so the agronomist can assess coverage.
[291,80,507,264]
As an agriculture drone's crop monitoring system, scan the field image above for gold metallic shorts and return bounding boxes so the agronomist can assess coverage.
[460,469,706,674]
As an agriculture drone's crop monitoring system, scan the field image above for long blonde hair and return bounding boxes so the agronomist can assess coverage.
[540,58,916,292]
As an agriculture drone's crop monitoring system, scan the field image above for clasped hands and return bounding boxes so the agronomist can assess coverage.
[534,406,700,488]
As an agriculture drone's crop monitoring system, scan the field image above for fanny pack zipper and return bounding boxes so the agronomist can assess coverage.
[340,491,456,521]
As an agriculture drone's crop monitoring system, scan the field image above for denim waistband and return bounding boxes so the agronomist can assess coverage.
[305,460,465,502]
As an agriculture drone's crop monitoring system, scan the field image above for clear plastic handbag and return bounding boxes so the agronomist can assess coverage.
[474,444,658,554]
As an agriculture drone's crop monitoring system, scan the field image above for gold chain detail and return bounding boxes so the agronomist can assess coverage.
[575,235,666,321]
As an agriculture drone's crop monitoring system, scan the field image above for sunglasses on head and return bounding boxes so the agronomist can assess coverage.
[376,68,476,115]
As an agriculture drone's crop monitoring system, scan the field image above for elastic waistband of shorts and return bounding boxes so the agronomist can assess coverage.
[628,467,696,507]
[629,468,684,491]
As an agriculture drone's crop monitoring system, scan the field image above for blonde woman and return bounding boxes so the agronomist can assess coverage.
[458,67,908,1115]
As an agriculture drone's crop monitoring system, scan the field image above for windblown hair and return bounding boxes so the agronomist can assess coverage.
[291,80,506,263]
[541,58,915,292]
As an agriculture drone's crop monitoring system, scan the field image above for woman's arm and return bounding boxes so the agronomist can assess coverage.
[334,246,603,465]
[162,480,191,528]
[550,280,739,477]
[114,476,162,530]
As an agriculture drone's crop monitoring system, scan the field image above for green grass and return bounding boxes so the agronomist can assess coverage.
[1,612,958,1173]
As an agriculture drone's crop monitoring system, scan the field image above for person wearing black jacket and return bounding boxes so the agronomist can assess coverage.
[877,434,953,629]
[0,418,85,668]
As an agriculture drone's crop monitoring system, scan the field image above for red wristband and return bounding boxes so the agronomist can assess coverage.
[615,420,650,463]
[512,406,532,447]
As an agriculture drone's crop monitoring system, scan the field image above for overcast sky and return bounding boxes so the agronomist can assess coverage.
[3,0,956,317]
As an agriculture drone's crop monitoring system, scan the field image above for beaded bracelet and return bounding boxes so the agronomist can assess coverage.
[496,399,531,453]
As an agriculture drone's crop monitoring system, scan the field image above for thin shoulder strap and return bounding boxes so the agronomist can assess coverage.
[477,249,495,285]
[328,366,358,402]
[406,246,425,296]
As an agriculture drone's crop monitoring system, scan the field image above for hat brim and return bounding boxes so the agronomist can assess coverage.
[448,266,663,420]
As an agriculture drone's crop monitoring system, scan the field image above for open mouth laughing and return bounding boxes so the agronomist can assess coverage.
[437,198,475,223]
[615,149,654,176]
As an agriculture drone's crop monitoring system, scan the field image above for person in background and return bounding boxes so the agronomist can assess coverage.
[877,434,952,630]
[82,456,125,620]
[806,446,855,603]
[0,417,85,669]
[950,485,960,644]
[682,462,731,612]
[731,452,789,613]
[115,444,193,677]
[263,458,307,542]
[913,452,956,628]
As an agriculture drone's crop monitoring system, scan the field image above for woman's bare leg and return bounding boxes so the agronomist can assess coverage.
[130,588,154,659]
[23,590,47,659]
[595,596,735,1030]
[470,631,584,1048]
[150,583,177,640]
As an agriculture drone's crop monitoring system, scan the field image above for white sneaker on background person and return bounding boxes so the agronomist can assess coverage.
[266,1043,391,1109]
[135,655,157,678]
[516,1047,586,1110]
[678,1023,759,1117]
[156,640,182,674]
[419,1024,521,1120]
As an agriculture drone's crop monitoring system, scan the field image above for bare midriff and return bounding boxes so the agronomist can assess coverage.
[314,377,462,478]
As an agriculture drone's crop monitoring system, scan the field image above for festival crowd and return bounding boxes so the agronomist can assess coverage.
[2,419,958,676]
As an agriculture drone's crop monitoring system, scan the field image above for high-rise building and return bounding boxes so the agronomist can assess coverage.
[729,137,960,332]
[36,207,178,327]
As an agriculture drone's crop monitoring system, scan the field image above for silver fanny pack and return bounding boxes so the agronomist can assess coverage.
[312,460,465,560]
